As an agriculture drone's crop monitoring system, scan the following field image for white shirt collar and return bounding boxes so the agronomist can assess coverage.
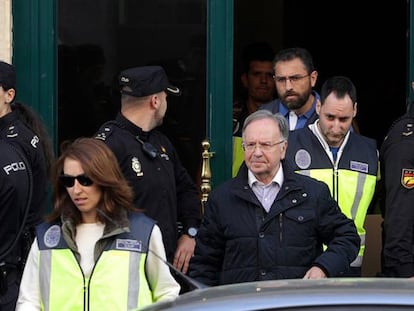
[248,162,284,187]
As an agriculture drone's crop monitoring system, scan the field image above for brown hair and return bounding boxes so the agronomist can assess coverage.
[48,137,139,225]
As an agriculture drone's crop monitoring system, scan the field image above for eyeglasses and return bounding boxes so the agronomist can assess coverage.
[273,74,310,84]
[242,140,285,152]
[59,174,94,188]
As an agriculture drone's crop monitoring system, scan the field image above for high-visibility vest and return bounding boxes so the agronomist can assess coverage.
[287,128,378,267]
[35,213,154,310]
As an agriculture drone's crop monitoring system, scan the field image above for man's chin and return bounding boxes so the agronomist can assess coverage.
[250,164,266,172]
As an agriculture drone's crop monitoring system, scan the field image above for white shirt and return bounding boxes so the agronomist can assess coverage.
[289,110,298,130]
[248,164,284,212]
[76,222,104,277]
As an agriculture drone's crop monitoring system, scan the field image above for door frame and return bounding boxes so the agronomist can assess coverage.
[11,0,414,187]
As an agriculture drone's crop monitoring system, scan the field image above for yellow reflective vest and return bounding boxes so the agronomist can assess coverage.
[35,213,154,310]
[286,125,378,268]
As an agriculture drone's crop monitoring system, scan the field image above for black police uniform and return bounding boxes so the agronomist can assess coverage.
[380,104,414,277]
[0,111,49,229]
[0,110,49,285]
[0,140,32,310]
[95,113,202,263]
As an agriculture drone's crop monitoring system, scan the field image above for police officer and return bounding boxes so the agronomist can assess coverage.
[380,84,414,277]
[0,61,53,308]
[0,61,53,231]
[0,141,32,311]
[285,76,378,276]
[95,66,202,287]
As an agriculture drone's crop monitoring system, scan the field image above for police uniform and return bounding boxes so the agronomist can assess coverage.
[95,66,201,265]
[95,114,201,263]
[286,121,378,276]
[0,61,49,311]
[0,139,31,310]
[0,111,49,230]
[0,61,49,235]
[380,105,414,277]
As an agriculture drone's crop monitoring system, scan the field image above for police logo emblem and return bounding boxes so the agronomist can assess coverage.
[295,149,311,169]
[132,157,143,176]
[44,225,61,248]
[401,168,414,189]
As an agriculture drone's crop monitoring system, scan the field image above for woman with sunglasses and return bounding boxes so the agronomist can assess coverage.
[16,137,180,310]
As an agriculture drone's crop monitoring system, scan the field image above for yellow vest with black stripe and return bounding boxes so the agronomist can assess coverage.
[35,213,154,311]
[286,127,378,268]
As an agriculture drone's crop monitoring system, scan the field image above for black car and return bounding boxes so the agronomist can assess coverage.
[140,278,414,311]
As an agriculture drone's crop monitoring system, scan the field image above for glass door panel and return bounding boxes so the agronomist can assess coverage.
[58,0,207,184]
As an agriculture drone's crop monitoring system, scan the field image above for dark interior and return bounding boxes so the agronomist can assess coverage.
[58,1,408,183]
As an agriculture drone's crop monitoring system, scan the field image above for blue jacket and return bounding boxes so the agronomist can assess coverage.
[189,162,360,285]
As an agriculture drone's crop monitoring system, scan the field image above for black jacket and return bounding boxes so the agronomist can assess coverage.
[95,113,202,262]
[0,140,31,265]
[189,162,360,285]
[380,104,414,277]
[0,111,48,229]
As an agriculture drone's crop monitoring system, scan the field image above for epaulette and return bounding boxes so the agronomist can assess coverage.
[401,118,414,137]
[95,121,119,141]
[6,125,19,138]
[384,113,414,142]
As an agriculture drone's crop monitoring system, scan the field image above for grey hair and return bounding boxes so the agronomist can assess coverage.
[242,110,289,141]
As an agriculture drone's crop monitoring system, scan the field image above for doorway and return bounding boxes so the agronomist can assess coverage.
[234,1,408,146]
[57,0,207,184]
[57,1,409,186]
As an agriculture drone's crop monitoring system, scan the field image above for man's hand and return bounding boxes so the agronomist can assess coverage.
[173,234,196,274]
[303,266,327,279]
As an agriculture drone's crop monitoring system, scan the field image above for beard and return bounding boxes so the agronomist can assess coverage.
[282,88,312,110]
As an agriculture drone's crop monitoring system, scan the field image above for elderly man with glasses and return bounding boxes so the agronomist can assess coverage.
[189,109,359,286]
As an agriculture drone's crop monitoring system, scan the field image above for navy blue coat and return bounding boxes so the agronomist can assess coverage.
[189,162,360,285]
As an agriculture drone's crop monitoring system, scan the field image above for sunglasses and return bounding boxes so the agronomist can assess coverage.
[59,174,94,188]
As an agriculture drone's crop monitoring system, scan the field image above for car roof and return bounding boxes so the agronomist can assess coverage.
[140,278,414,311]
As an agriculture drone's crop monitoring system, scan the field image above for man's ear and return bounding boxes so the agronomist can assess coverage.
[5,88,15,104]
[280,140,288,160]
[149,94,159,109]
[315,99,321,115]
[353,102,357,117]
[310,70,318,88]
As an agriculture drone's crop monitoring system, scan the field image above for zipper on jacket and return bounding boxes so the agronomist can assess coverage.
[332,165,339,202]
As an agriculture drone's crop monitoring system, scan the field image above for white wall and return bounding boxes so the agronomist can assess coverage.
[0,0,12,62]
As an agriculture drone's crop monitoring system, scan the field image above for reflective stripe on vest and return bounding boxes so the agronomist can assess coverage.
[297,168,377,266]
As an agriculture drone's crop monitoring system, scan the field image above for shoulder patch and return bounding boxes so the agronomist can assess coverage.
[95,121,118,141]
[6,125,18,138]
[401,168,414,189]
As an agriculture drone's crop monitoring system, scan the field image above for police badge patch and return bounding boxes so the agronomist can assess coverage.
[401,168,414,189]
[44,225,61,248]
[132,157,143,176]
[295,149,311,169]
